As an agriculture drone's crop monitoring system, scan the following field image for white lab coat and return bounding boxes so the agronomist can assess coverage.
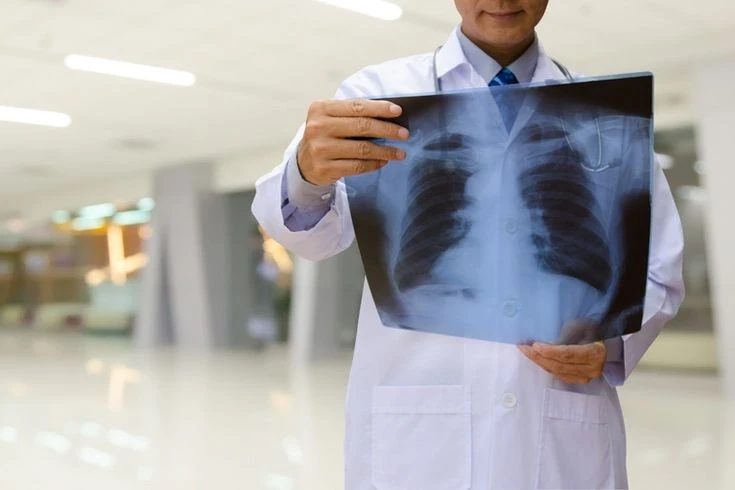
[252,29,684,490]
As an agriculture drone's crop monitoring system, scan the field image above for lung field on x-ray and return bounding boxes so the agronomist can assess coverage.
[345,74,653,344]
[517,119,613,292]
[393,132,477,298]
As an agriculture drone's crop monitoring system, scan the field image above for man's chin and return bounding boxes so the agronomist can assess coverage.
[475,27,532,47]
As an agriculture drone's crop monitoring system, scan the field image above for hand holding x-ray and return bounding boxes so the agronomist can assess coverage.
[517,317,607,384]
[296,99,410,186]
[519,340,607,384]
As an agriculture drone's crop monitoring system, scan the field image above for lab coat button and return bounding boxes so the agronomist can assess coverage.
[504,219,518,234]
[503,301,519,317]
[501,392,518,409]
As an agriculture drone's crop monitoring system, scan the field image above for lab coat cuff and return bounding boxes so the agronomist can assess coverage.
[602,336,625,387]
[605,336,623,362]
[602,359,626,387]
[285,151,336,211]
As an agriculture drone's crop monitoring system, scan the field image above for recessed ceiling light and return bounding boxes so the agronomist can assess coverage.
[64,54,196,86]
[0,105,71,128]
[137,197,156,212]
[313,0,403,21]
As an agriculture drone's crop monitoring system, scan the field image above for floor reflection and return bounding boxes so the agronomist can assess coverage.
[0,328,731,490]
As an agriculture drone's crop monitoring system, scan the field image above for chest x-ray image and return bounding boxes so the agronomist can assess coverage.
[345,74,654,345]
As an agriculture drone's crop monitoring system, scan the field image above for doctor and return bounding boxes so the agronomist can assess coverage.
[252,1,684,488]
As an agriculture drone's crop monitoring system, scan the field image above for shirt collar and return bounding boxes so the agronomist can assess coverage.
[433,26,470,80]
[437,25,540,85]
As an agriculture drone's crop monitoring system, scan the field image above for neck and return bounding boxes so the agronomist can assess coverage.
[461,28,535,67]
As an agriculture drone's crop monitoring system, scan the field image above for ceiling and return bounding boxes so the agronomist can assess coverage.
[0,0,733,217]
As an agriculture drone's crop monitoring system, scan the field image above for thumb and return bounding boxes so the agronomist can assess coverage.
[557,319,600,345]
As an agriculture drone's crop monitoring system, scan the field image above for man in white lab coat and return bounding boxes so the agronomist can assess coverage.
[252,1,684,488]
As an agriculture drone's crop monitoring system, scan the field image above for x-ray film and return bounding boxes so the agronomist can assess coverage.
[345,73,654,345]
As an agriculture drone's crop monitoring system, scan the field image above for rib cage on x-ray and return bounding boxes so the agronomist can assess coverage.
[393,132,476,297]
[517,118,613,293]
[345,74,653,344]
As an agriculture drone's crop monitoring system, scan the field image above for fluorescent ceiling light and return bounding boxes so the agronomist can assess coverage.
[79,203,116,219]
[73,217,105,231]
[313,0,403,21]
[65,54,196,86]
[113,210,150,226]
[0,105,71,128]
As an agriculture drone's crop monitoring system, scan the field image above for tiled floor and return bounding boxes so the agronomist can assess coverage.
[0,328,732,489]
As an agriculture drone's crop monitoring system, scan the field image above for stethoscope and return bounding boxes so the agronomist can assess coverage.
[431,47,609,172]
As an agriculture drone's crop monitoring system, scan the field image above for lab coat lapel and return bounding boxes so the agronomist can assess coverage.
[506,47,569,140]
[531,44,568,83]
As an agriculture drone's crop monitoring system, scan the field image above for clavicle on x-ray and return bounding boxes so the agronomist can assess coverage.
[345,73,654,345]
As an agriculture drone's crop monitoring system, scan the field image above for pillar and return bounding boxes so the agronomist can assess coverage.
[289,243,364,364]
[135,163,260,349]
[693,56,735,399]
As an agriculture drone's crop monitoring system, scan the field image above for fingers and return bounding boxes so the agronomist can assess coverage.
[305,158,394,183]
[534,343,607,374]
[331,159,391,178]
[325,117,410,141]
[316,99,403,119]
[308,138,406,163]
[532,343,594,365]
[518,346,586,377]
[517,344,603,384]
[534,343,605,379]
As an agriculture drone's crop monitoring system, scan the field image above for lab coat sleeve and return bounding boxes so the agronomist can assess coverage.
[251,76,371,262]
[604,158,685,386]
[280,152,335,231]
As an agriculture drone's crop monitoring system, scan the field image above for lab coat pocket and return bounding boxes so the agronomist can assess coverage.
[536,388,614,489]
[371,385,471,490]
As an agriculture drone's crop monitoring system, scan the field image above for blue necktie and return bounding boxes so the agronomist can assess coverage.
[490,67,520,131]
